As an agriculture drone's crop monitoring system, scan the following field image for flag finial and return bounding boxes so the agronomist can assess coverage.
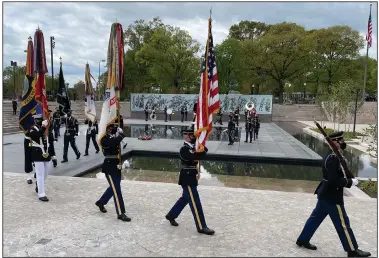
[28,36,32,40]
[210,7,212,19]
[60,56,62,64]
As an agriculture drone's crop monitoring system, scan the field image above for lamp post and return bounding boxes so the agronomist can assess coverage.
[99,59,105,98]
[303,82,307,99]
[352,89,360,136]
[10,61,17,97]
[50,36,55,99]
[251,84,255,95]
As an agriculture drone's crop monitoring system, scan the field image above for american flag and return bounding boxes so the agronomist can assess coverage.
[194,18,220,152]
[366,4,372,48]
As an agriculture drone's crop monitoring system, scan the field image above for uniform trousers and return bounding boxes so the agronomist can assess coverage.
[24,138,33,174]
[297,199,358,252]
[168,185,207,231]
[34,161,50,198]
[63,134,80,160]
[98,172,126,216]
[85,133,100,154]
[54,123,60,139]
[254,128,259,140]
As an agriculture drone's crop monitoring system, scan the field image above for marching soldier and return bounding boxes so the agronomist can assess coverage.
[52,107,61,140]
[144,104,149,121]
[95,123,131,222]
[244,113,253,143]
[296,131,371,257]
[252,113,260,140]
[184,106,188,121]
[165,128,215,235]
[48,110,57,167]
[164,106,168,122]
[29,114,50,202]
[84,118,100,156]
[62,110,81,163]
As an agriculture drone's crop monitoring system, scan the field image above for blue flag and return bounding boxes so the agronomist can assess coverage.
[19,76,38,133]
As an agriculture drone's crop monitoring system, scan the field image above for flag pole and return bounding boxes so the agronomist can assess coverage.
[362,2,372,100]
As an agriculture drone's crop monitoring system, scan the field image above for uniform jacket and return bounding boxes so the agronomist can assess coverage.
[178,142,208,186]
[316,151,353,204]
[252,116,260,129]
[65,116,79,135]
[101,133,125,175]
[52,111,61,126]
[85,119,98,136]
[228,117,235,131]
[181,107,185,114]
[29,125,51,162]
[245,117,253,130]
[193,102,197,113]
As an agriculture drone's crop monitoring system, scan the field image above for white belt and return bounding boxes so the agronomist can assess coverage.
[25,136,31,140]
[31,140,49,158]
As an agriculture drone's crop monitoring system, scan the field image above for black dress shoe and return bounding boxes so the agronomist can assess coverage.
[165,215,179,226]
[39,196,49,202]
[348,249,371,257]
[76,153,81,159]
[27,179,32,184]
[244,140,248,143]
[118,213,131,222]
[95,201,107,213]
[61,160,68,163]
[228,143,233,145]
[198,227,215,235]
[84,153,89,156]
[296,240,317,250]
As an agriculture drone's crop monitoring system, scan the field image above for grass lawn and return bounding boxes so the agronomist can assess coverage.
[358,180,377,198]
[311,127,365,141]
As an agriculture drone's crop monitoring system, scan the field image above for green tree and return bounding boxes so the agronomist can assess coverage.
[74,80,85,101]
[215,38,244,94]
[135,25,201,93]
[228,20,269,41]
[308,26,364,92]
[242,22,312,102]
[3,65,26,98]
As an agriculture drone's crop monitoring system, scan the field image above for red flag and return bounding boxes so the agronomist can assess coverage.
[194,18,220,152]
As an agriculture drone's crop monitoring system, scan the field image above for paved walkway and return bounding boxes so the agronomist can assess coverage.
[3,172,377,257]
[3,123,321,177]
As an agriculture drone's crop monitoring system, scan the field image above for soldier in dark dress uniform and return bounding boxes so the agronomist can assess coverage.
[52,107,61,140]
[296,131,371,257]
[95,123,131,222]
[165,128,215,235]
[62,110,81,163]
[214,107,223,125]
[180,106,185,122]
[192,101,197,123]
[84,118,100,156]
[227,112,236,145]
[144,105,149,121]
[164,106,168,122]
[48,110,57,167]
[184,106,188,121]
[252,113,260,140]
[244,114,253,143]
[29,114,51,202]
[233,106,240,126]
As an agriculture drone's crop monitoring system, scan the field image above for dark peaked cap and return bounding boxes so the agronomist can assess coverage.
[329,131,344,141]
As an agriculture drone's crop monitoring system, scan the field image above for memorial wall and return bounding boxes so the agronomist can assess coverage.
[130,94,273,115]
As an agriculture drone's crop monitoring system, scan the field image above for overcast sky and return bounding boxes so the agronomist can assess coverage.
[3,1,377,88]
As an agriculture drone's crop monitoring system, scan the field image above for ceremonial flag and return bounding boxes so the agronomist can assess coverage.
[366,4,373,48]
[57,61,71,114]
[98,22,125,147]
[19,37,38,133]
[33,28,50,134]
[84,63,97,122]
[194,17,220,152]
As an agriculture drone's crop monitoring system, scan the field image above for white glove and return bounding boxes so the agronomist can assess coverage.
[117,127,123,134]
[42,120,49,127]
[352,178,359,186]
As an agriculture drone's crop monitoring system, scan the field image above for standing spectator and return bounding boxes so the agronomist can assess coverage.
[12,96,17,115]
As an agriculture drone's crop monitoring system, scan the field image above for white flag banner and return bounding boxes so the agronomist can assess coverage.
[85,95,96,122]
[97,87,118,147]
